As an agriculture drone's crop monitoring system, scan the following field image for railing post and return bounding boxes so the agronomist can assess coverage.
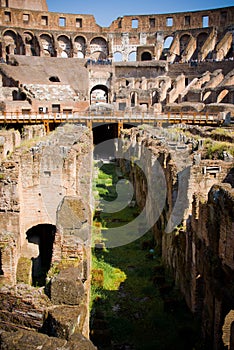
[43,120,50,133]
[87,119,92,131]
[118,120,123,138]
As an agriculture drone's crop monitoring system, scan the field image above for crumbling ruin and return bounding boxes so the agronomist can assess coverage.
[0,0,233,349]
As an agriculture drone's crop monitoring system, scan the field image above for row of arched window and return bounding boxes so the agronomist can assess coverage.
[1,29,231,62]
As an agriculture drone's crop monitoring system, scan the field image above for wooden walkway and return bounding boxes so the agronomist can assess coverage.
[0,111,224,133]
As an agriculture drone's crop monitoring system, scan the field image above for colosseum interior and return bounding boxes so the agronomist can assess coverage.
[0,1,233,349]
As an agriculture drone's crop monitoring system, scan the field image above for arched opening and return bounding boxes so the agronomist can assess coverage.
[93,123,118,146]
[128,51,136,62]
[180,34,190,55]
[141,52,152,61]
[161,36,174,60]
[90,37,108,60]
[113,52,122,62]
[40,34,54,57]
[26,224,56,286]
[57,35,71,58]
[90,85,108,104]
[3,30,17,55]
[191,32,208,60]
[74,36,86,58]
[217,89,229,103]
[152,90,159,105]
[131,92,137,107]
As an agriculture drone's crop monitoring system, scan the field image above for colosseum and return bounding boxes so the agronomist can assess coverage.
[0,1,233,350]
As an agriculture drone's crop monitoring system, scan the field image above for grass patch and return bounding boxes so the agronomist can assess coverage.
[204,138,234,159]
[91,161,200,349]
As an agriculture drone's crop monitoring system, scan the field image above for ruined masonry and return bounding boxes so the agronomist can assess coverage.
[0,124,96,349]
[0,1,233,117]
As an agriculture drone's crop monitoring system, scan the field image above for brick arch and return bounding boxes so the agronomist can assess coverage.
[2,28,18,37]
[90,36,108,59]
[23,31,40,56]
[57,35,71,58]
[196,32,209,50]
[39,33,55,57]
[74,35,86,58]
[90,84,109,104]
[113,51,122,62]
[141,51,152,61]
[128,51,136,62]
[3,29,19,55]
[179,33,191,55]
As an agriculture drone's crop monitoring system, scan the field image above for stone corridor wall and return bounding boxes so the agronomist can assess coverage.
[0,124,95,348]
[119,126,234,349]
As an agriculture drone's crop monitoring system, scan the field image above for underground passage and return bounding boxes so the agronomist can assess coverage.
[90,158,200,350]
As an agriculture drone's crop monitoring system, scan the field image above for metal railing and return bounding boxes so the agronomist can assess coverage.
[0,110,224,125]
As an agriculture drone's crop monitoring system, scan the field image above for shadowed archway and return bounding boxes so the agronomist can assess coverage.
[26,224,56,286]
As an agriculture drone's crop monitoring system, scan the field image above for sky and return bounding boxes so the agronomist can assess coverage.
[46,0,234,27]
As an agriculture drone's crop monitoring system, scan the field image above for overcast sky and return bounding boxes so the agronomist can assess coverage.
[46,0,233,27]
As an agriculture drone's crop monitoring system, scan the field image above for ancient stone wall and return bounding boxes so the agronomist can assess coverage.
[0,124,94,345]
[119,126,234,349]
[0,6,233,62]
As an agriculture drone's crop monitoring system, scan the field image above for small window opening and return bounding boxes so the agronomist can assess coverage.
[202,16,209,28]
[4,11,11,22]
[41,16,48,26]
[166,17,173,27]
[59,17,66,27]
[132,19,138,28]
[23,14,30,22]
[76,18,82,28]
[150,18,155,28]
[220,11,227,25]
[52,104,61,113]
[184,16,190,26]
[49,76,60,82]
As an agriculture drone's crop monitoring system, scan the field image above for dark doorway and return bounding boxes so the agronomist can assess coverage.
[26,224,56,286]
[141,52,152,61]
[93,123,118,145]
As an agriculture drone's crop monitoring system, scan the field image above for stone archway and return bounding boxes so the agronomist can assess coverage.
[57,35,71,58]
[141,51,152,61]
[40,34,55,57]
[90,37,108,60]
[90,84,108,104]
[25,224,56,286]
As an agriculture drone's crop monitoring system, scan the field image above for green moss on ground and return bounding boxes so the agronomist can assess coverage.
[91,162,201,350]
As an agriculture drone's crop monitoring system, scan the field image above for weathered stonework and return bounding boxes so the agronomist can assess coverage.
[119,125,234,349]
[0,2,233,118]
[0,124,95,347]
